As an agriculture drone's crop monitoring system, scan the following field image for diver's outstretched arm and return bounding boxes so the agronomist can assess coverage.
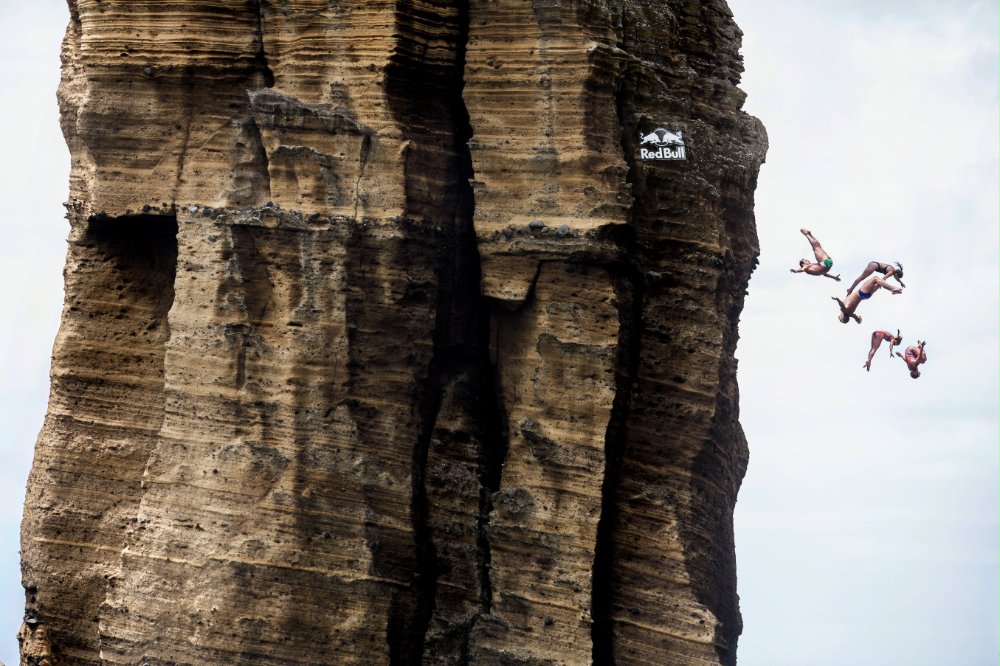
[890,263,906,288]
[888,329,901,357]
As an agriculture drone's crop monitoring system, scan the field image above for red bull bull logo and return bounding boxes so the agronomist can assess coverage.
[638,128,686,161]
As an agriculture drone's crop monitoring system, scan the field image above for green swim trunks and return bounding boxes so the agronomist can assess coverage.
[822,258,833,268]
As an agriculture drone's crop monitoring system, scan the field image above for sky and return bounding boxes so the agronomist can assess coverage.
[729,0,999,664]
[0,2,71,665]
[0,2,996,666]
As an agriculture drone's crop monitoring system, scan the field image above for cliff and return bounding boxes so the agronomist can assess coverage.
[20,0,766,664]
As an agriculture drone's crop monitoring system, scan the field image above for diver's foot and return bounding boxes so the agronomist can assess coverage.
[800,228,811,235]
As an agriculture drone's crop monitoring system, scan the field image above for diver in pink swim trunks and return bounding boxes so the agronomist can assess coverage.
[831,274,902,324]
[790,229,841,281]
[896,340,928,378]
[863,329,903,371]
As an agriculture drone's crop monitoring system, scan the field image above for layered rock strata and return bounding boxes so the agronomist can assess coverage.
[21,0,766,664]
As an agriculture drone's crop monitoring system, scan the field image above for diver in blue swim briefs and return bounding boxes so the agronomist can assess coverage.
[831,274,902,324]
[790,229,841,281]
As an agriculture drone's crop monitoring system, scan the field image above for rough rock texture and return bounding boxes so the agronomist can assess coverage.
[21,0,766,664]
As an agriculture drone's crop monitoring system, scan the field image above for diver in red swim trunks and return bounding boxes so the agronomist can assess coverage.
[790,229,841,281]
[896,340,927,378]
[831,274,902,324]
[847,261,905,296]
[863,329,903,371]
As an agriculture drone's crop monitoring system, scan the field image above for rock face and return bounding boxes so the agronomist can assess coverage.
[21,1,765,664]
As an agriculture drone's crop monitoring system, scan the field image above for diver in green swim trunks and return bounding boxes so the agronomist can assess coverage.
[789,228,841,281]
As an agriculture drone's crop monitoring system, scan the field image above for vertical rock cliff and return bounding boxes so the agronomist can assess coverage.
[20,1,766,664]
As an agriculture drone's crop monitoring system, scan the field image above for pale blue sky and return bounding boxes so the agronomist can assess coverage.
[730,0,998,664]
[1,3,68,664]
[0,2,996,666]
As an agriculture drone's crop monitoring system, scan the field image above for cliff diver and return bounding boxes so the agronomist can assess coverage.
[831,274,902,324]
[789,228,841,281]
[863,329,903,371]
[896,340,928,379]
[846,261,905,296]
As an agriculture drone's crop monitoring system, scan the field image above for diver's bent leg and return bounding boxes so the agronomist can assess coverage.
[872,275,901,294]
[848,263,878,293]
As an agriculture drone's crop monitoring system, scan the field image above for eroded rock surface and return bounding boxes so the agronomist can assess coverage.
[21,0,766,664]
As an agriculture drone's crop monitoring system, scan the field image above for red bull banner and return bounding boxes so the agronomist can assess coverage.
[638,128,687,161]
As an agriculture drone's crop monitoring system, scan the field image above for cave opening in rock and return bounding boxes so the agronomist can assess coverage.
[81,211,178,356]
